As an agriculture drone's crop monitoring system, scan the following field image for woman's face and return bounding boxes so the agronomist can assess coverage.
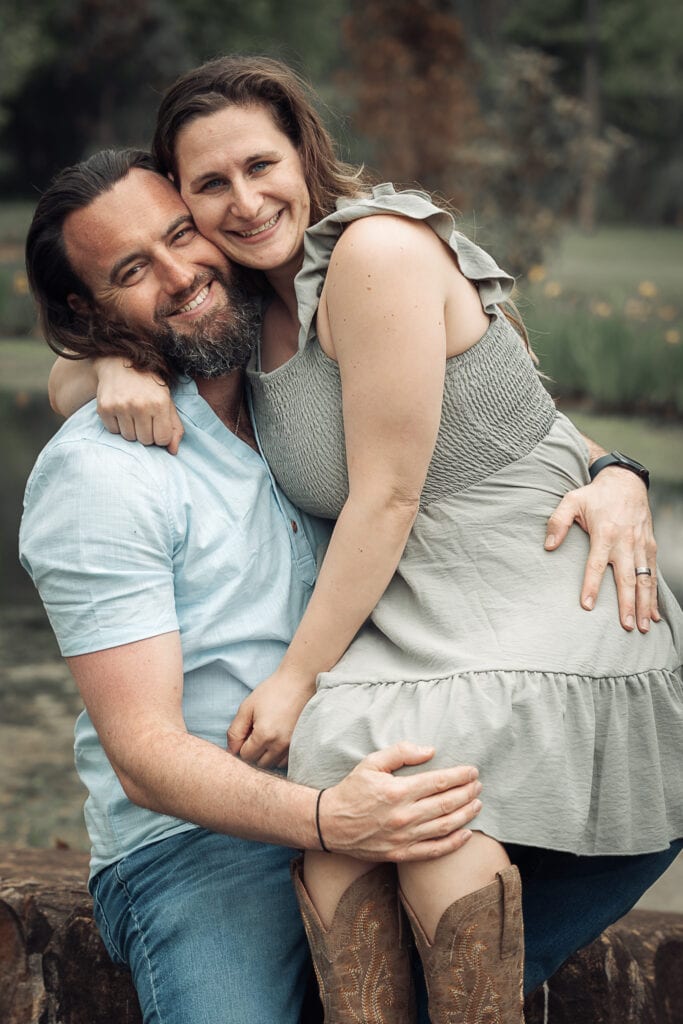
[175,104,311,281]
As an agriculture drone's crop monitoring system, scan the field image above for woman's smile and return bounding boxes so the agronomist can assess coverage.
[176,104,311,283]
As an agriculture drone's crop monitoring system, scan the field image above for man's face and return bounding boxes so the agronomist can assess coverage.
[63,168,232,337]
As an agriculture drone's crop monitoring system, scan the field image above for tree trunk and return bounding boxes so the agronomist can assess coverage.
[578,0,601,232]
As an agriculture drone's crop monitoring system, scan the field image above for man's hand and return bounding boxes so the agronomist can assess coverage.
[321,744,482,862]
[545,466,658,633]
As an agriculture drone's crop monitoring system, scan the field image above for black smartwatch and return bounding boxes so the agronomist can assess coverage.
[588,450,650,490]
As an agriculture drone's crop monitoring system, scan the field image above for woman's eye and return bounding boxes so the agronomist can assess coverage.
[201,178,225,192]
[249,161,270,174]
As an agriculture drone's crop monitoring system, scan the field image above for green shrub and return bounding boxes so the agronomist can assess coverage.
[526,290,683,416]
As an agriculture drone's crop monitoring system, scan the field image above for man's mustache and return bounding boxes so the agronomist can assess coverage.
[154,271,216,322]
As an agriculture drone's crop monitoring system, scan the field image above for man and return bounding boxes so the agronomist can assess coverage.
[21,150,681,1022]
[20,149,482,1024]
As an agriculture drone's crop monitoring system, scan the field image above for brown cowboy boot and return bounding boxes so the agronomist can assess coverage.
[291,857,417,1024]
[400,865,525,1024]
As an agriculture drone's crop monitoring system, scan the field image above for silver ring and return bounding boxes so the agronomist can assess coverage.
[635,566,652,577]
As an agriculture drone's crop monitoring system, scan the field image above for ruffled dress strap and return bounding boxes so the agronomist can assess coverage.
[294,182,515,350]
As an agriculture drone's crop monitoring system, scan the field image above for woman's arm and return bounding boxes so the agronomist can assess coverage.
[48,355,184,452]
[48,355,99,416]
[229,217,457,765]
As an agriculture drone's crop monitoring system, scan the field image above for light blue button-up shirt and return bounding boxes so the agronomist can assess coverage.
[20,378,329,877]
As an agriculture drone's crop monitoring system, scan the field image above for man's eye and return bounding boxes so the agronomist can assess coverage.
[201,178,225,191]
[121,264,143,283]
[172,227,196,244]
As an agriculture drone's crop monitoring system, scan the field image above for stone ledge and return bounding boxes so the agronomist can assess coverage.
[2,846,682,1023]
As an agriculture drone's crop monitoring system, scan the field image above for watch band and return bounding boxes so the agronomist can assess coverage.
[588,450,650,490]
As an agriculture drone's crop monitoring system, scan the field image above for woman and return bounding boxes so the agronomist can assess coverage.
[50,57,682,1023]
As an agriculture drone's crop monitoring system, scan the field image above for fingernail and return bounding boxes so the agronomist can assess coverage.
[474,781,483,795]
[625,615,634,630]
[640,619,650,632]
[545,535,556,549]
[472,799,482,813]
[583,595,594,610]
[461,830,473,841]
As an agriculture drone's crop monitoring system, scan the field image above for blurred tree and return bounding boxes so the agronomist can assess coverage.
[339,0,481,201]
[1,0,189,193]
[0,0,347,195]
[503,0,683,225]
[340,0,604,273]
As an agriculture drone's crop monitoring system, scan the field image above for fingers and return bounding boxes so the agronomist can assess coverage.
[634,560,658,633]
[387,826,475,863]
[579,534,612,616]
[226,705,252,756]
[99,412,121,437]
[412,779,483,828]
[114,411,148,444]
[360,741,438,774]
[236,728,289,767]
[544,494,578,550]
[164,413,185,455]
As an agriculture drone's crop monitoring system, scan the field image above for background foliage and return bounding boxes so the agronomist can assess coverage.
[1,0,681,413]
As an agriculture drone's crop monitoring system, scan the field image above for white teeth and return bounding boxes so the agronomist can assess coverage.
[177,285,209,314]
[238,212,279,238]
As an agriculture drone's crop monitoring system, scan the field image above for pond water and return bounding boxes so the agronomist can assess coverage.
[1,391,682,854]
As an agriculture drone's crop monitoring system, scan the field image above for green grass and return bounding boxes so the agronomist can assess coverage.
[539,226,683,297]
[518,226,683,416]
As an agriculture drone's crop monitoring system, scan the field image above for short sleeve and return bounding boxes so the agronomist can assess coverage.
[20,439,179,656]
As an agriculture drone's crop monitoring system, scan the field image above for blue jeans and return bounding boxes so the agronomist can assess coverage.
[90,828,310,1024]
[513,839,683,992]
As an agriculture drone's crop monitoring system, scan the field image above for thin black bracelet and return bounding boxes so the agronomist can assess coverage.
[315,788,330,853]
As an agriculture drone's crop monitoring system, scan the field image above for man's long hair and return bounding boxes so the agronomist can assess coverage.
[25,149,176,382]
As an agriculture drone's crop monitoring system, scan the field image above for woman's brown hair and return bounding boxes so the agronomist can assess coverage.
[153,55,369,226]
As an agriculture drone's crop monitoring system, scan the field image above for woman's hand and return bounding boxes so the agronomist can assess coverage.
[227,669,316,769]
[94,357,184,453]
[545,466,658,633]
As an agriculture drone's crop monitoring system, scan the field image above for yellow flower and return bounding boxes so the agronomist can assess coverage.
[657,305,678,322]
[12,270,29,295]
[543,281,562,298]
[637,280,658,298]
[664,329,680,345]
[624,298,648,319]
[527,264,547,284]
[590,300,612,318]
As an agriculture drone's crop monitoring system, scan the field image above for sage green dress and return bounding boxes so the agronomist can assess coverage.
[248,184,683,856]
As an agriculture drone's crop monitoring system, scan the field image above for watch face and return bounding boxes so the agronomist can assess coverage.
[613,451,645,471]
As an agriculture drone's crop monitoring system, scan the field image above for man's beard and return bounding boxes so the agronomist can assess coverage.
[152,269,260,379]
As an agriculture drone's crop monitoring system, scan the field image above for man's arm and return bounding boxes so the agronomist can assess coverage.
[545,432,657,633]
[68,631,482,862]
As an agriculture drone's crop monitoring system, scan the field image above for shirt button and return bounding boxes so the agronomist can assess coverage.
[291,520,299,534]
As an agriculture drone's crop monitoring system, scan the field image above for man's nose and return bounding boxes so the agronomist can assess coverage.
[160,254,196,293]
